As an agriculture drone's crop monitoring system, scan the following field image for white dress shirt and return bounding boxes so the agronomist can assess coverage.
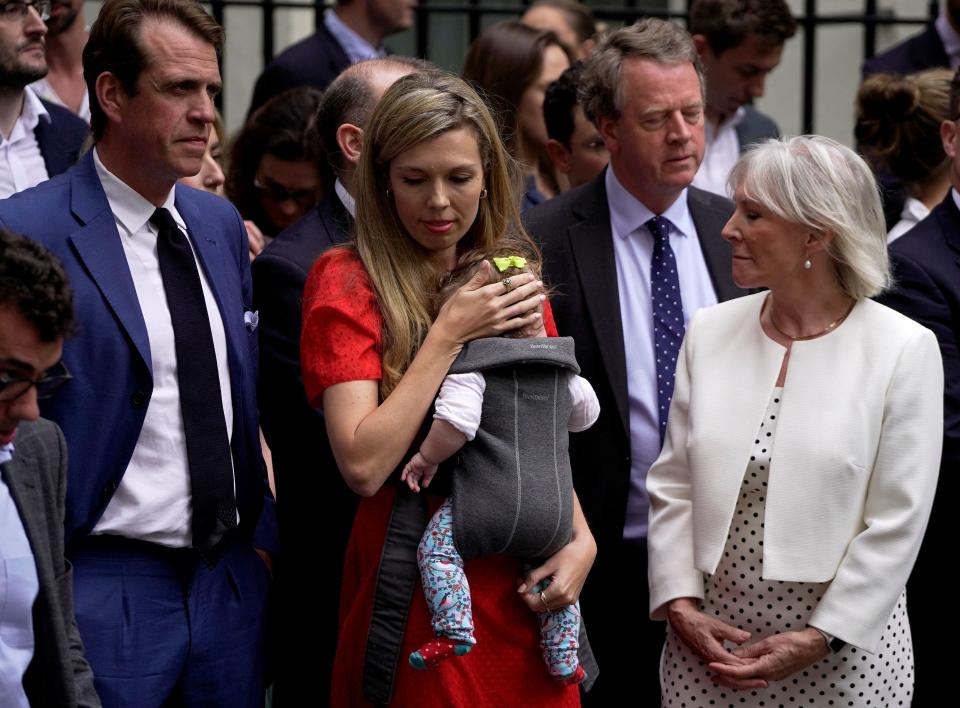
[606,167,718,542]
[28,77,91,124]
[0,87,50,199]
[90,149,235,547]
[335,178,356,218]
[887,196,930,243]
[325,8,386,64]
[936,9,960,69]
[692,107,744,197]
[0,443,39,708]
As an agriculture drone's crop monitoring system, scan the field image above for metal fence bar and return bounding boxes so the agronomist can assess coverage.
[225,1,941,134]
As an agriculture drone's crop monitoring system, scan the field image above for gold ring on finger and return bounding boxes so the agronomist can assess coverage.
[539,590,550,612]
[502,277,513,292]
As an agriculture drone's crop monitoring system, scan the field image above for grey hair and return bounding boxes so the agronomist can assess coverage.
[579,17,704,124]
[728,135,890,299]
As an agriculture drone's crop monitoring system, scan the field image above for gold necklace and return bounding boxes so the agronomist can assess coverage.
[768,297,856,342]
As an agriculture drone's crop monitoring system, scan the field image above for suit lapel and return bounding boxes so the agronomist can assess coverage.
[687,187,741,302]
[67,153,153,371]
[933,194,960,272]
[567,177,630,435]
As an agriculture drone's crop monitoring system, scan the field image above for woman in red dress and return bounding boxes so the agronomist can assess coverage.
[301,72,596,706]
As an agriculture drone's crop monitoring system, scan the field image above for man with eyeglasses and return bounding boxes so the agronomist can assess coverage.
[0,228,99,708]
[0,0,87,198]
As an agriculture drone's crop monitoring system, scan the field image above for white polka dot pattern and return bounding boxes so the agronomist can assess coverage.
[660,389,914,707]
[648,215,685,444]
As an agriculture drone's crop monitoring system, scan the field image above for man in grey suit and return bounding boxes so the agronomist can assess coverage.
[524,18,745,705]
[0,228,98,707]
[689,0,797,196]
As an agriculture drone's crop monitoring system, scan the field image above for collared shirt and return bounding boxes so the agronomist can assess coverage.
[0,442,39,708]
[29,77,91,125]
[90,149,236,547]
[692,106,744,198]
[0,87,50,199]
[335,178,356,218]
[325,8,386,64]
[936,9,960,69]
[606,167,718,541]
[887,196,930,243]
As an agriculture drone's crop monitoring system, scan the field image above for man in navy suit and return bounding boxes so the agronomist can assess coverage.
[876,65,960,705]
[0,0,86,198]
[524,19,745,706]
[0,1,275,705]
[248,0,416,114]
[862,1,956,77]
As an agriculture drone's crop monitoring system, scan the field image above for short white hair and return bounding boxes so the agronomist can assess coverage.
[728,135,890,299]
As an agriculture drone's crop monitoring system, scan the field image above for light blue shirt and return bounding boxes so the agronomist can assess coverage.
[0,442,40,708]
[606,168,718,542]
[324,9,386,65]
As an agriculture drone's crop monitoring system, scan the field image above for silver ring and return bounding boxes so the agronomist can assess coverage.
[502,277,513,292]
[539,590,550,612]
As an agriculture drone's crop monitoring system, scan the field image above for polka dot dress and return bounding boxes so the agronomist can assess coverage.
[660,389,914,707]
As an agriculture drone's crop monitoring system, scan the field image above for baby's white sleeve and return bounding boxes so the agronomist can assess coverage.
[433,372,486,440]
[567,374,600,432]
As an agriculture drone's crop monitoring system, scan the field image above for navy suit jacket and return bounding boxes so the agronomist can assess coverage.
[875,193,959,701]
[0,151,276,550]
[34,100,88,179]
[862,23,948,77]
[248,21,350,115]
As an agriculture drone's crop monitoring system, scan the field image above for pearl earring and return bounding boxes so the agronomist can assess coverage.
[803,258,812,270]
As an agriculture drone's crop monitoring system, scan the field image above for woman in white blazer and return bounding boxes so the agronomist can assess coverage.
[646,136,943,706]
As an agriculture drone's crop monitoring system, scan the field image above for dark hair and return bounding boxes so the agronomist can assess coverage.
[224,86,324,232]
[855,69,952,186]
[688,0,796,54]
[543,62,585,149]
[528,0,597,45]
[84,0,224,141]
[317,56,434,183]
[0,230,75,342]
[462,20,574,154]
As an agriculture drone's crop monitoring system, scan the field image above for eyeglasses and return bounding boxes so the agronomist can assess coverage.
[0,361,72,402]
[0,0,51,22]
[253,176,318,208]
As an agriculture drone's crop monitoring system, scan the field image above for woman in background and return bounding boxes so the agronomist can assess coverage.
[463,21,573,209]
[855,68,953,242]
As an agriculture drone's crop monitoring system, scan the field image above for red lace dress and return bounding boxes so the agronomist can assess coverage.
[301,248,578,707]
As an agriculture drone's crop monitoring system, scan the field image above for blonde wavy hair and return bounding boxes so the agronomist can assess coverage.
[352,71,533,397]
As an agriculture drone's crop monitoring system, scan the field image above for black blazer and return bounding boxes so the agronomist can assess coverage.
[523,173,744,555]
[250,196,352,700]
[1,419,99,708]
[875,193,960,703]
[34,99,88,178]
[862,23,948,77]
[248,22,351,115]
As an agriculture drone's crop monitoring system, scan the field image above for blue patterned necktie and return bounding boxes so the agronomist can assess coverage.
[647,215,685,446]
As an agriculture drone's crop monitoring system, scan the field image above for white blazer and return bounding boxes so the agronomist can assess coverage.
[646,292,943,652]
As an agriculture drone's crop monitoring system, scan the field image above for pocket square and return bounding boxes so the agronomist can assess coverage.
[244,310,259,332]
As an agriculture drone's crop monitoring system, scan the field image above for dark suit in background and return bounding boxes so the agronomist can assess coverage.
[862,23,948,77]
[525,174,744,705]
[248,22,350,115]
[252,195,352,704]
[735,105,780,151]
[876,193,960,703]
[35,100,88,179]
[1,419,99,708]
